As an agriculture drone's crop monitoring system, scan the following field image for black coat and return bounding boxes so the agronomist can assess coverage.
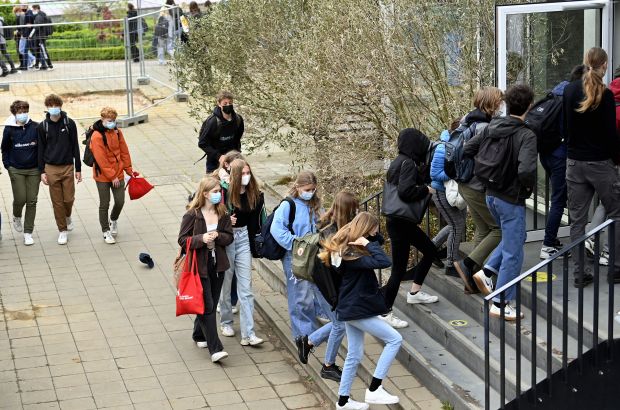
[386,128,432,203]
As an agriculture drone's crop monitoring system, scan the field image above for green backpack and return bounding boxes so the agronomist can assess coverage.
[292,232,321,282]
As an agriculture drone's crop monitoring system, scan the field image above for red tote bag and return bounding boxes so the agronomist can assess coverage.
[125,172,154,200]
[176,238,205,317]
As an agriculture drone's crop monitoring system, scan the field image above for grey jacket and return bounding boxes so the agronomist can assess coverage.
[463,115,537,206]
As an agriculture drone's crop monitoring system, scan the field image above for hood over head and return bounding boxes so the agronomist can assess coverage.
[397,128,430,162]
[610,78,620,102]
[127,9,138,17]
[486,115,529,139]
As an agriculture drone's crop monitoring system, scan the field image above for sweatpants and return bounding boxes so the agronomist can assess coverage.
[8,167,41,234]
[96,180,126,232]
[45,164,75,232]
[384,218,437,309]
[432,190,467,267]
[192,270,226,356]
[458,184,501,269]
[34,39,52,68]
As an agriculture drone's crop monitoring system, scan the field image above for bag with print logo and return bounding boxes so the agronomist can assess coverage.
[176,238,204,316]
[291,232,320,282]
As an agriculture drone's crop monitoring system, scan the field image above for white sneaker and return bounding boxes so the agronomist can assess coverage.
[248,335,263,345]
[232,305,239,314]
[24,233,34,246]
[110,220,118,236]
[540,246,558,259]
[103,231,116,244]
[336,399,369,410]
[473,271,494,295]
[378,312,409,328]
[211,351,228,362]
[615,311,620,326]
[221,325,235,337]
[13,215,22,232]
[585,239,595,258]
[196,341,208,348]
[58,231,68,245]
[365,385,399,404]
[66,217,74,231]
[600,252,609,266]
[316,315,330,325]
[406,291,438,304]
[490,303,524,321]
[216,303,220,313]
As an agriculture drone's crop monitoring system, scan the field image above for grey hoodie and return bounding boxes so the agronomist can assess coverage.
[463,115,537,206]
[0,17,6,45]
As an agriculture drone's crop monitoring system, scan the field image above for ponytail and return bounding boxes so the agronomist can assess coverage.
[577,47,608,113]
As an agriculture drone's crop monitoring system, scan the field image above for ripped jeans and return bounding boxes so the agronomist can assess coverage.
[282,250,317,339]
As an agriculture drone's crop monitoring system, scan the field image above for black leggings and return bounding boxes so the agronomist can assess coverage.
[192,252,225,355]
[0,43,15,71]
[384,218,437,308]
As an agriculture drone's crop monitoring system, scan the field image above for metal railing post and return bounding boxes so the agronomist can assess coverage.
[593,232,600,368]
[125,18,135,117]
[608,221,615,361]
[484,298,490,410]
[137,0,145,78]
[123,16,131,119]
[175,5,181,92]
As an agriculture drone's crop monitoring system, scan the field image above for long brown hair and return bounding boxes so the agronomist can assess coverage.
[187,176,228,219]
[578,47,608,113]
[318,212,379,266]
[288,170,323,221]
[319,191,359,233]
[228,159,260,210]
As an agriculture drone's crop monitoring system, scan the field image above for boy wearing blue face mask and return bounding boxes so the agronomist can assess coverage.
[89,107,135,244]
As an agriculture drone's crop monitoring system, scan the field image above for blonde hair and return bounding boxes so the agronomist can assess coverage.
[160,6,170,17]
[100,106,118,121]
[288,170,322,221]
[473,86,505,116]
[577,47,608,113]
[210,150,245,179]
[318,212,379,266]
[187,177,228,219]
[228,159,260,211]
[318,191,359,234]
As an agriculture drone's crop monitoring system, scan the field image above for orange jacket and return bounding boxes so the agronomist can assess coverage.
[89,122,133,182]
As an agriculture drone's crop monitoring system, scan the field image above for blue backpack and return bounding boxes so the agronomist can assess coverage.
[443,122,477,183]
[254,198,296,260]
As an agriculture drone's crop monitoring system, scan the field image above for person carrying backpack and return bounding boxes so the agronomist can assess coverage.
[218,159,265,346]
[2,100,40,246]
[453,86,504,294]
[198,91,244,174]
[31,5,53,70]
[463,84,536,320]
[126,3,140,63]
[155,7,174,64]
[89,107,135,244]
[319,212,401,410]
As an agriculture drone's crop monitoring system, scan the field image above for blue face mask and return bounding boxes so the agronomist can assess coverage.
[209,192,221,204]
[15,13,20,16]
[48,108,61,116]
[32,11,38,15]
[105,121,116,130]
[16,113,29,124]
[300,191,314,201]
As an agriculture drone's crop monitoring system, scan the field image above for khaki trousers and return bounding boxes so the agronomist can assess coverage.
[45,164,75,232]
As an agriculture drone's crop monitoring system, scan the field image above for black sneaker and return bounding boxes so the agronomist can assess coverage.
[320,363,342,382]
[574,272,594,288]
[9,68,18,74]
[444,265,459,278]
[432,256,445,269]
[39,66,48,71]
[0,71,7,77]
[295,335,313,364]
[455,260,478,294]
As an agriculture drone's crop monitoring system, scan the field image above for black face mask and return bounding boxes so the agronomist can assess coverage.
[22,8,27,12]
[222,105,234,115]
[367,234,379,242]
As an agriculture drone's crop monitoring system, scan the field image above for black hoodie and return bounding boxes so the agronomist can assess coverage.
[386,128,431,203]
[37,111,81,174]
[198,106,244,170]
[127,10,138,34]
[32,11,48,40]
[463,115,537,206]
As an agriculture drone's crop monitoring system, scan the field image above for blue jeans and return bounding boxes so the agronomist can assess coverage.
[338,316,402,396]
[308,284,345,365]
[219,227,257,339]
[18,39,35,66]
[485,196,527,303]
[282,250,317,339]
[539,154,567,247]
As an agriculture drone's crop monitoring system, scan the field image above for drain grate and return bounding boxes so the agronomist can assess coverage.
[146,174,192,186]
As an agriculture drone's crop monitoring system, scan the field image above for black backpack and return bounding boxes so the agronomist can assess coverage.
[141,18,149,35]
[2,20,13,41]
[154,16,169,38]
[194,113,243,164]
[311,255,342,310]
[444,123,477,183]
[474,129,516,191]
[254,198,296,260]
[524,92,563,155]
[43,15,54,37]
[82,125,120,177]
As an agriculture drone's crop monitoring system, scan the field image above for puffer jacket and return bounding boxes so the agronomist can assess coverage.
[89,120,133,182]
[429,129,450,192]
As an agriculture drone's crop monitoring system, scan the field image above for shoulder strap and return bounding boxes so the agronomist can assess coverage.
[283,197,296,235]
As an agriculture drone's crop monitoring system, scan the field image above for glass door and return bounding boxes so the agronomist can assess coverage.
[496,0,613,241]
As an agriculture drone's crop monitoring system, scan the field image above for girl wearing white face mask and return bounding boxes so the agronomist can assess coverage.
[218,159,266,345]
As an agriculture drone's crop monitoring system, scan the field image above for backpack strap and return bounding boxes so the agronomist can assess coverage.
[283,197,296,235]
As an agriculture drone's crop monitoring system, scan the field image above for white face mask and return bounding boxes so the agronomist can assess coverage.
[494,102,506,117]
[241,175,251,186]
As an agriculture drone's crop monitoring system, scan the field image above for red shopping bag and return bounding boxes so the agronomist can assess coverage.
[125,172,154,200]
[176,238,205,316]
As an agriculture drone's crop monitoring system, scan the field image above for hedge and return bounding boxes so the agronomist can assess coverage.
[48,46,125,61]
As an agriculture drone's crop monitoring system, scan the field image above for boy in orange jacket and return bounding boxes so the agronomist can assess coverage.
[90,107,135,244]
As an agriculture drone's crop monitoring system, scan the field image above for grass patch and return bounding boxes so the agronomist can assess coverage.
[441,401,454,410]
[275,176,294,186]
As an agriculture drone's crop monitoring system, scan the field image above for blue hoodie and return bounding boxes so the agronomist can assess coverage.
[550,81,568,158]
[270,197,321,251]
[429,130,450,192]
[2,115,39,170]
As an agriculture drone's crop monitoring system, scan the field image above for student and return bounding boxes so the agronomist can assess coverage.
[0,16,17,76]
[454,86,504,294]
[218,159,265,345]
[126,3,140,63]
[21,5,36,70]
[271,171,323,340]
[463,84,536,320]
[155,7,174,65]
[384,128,439,308]
[2,100,40,246]
[212,149,244,183]
[14,6,36,70]
[295,191,357,382]
[539,64,585,259]
[189,1,202,19]
[178,177,233,363]
[31,5,53,70]
[89,107,135,244]
[198,91,244,174]
[563,47,620,286]
[430,118,468,278]
[37,94,81,245]
[319,212,401,410]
